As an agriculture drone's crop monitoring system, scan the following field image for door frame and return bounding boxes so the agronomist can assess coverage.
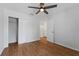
[8,16,19,44]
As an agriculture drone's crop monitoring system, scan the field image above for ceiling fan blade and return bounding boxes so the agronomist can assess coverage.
[40,3,44,7]
[44,10,48,14]
[28,6,40,9]
[45,4,57,9]
[36,10,40,14]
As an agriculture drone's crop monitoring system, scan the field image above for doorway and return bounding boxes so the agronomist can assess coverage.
[40,20,48,44]
[8,17,18,45]
[40,20,47,37]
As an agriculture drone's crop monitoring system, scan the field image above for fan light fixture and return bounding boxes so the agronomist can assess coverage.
[40,9,44,12]
[28,3,57,14]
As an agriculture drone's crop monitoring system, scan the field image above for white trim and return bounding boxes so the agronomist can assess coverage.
[55,42,79,52]
[48,40,79,51]
[18,39,39,44]
[48,39,54,43]
[0,47,4,55]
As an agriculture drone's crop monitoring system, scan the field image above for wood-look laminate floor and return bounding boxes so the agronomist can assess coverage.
[1,37,79,56]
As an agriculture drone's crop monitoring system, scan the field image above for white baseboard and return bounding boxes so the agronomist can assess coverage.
[18,39,39,44]
[55,42,79,52]
[0,47,4,55]
[48,40,79,52]
[48,40,54,43]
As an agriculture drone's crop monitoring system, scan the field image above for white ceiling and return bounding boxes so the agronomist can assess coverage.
[0,3,79,15]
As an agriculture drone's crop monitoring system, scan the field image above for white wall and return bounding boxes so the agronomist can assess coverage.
[19,17,40,43]
[0,9,4,55]
[3,9,40,46]
[0,8,40,54]
[49,6,79,51]
[47,18,55,42]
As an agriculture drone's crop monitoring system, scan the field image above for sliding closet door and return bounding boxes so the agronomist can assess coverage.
[8,17,18,43]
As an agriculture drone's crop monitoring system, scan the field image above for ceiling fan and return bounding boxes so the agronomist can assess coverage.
[28,3,57,14]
